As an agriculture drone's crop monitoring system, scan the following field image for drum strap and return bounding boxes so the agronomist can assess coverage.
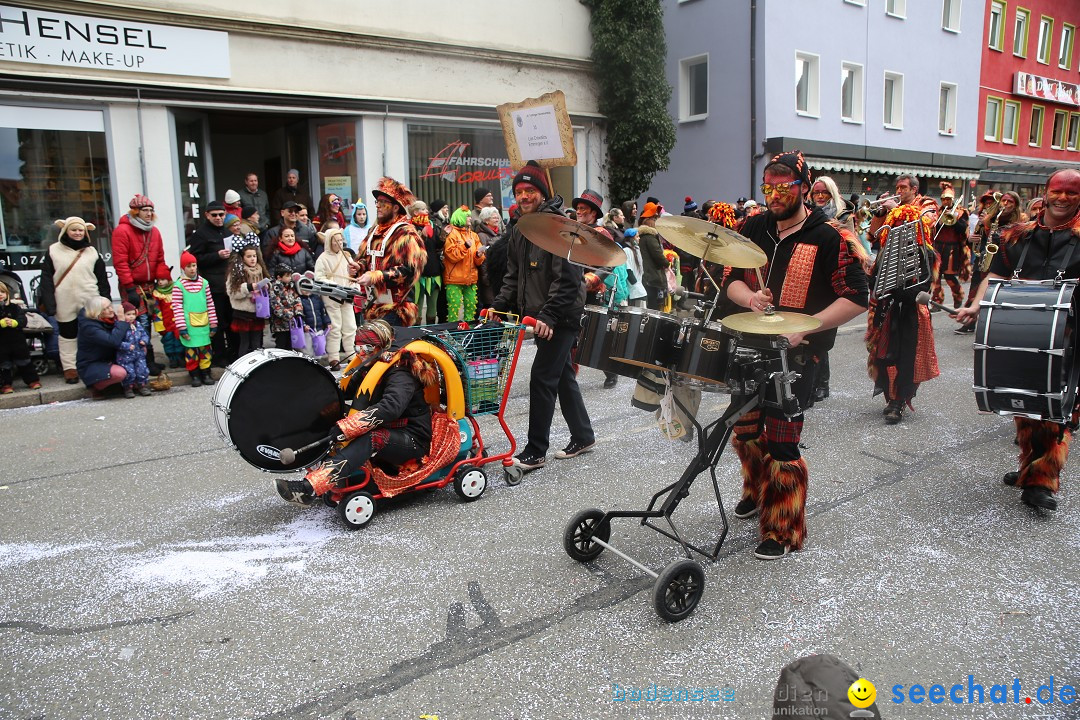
[1013,232,1078,281]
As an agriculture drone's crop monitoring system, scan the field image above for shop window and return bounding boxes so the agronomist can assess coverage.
[1002,101,1021,144]
[407,124,513,214]
[315,120,359,215]
[841,62,864,123]
[1029,105,1044,146]
[679,55,709,122]
[1037,16,1053,64]
[1060,23,1075,69]
[1014,8,1030,57]
[939,83,957,135]
[0,113,113,273]
[1069,113,1080,151]
[985,97,1003,140]
[1051,110,1067,149]
[796,52,820,117]
[942,0,962,32]
[883,72,904,129]
[988,1,1005,51]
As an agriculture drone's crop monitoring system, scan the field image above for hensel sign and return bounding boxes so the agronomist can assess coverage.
[1015,71,1079,108]
[0,5,230,78]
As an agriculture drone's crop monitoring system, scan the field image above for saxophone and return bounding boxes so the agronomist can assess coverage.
[974,192,1002,273]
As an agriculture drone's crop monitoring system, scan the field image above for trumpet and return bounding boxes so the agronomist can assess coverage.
[868,194,901,211]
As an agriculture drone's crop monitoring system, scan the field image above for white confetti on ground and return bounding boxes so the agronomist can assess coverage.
[0,541,96,568]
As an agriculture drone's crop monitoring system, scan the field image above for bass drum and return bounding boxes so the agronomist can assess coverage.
[212,349,344,472]
[576,305,621,376]
[974,279,1080,422]
[674,320,732,387]
[609,307,682,377]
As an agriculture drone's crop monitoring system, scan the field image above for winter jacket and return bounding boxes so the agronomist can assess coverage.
[442,226,485,286]
[348,365,432,451]
[265,241,315,276]
[343,203,372,253]
[421,223,446,278]
[637,225,670,291]
[116,320,150,368]
[38,236,111,322]
[492,195,586,329]
[299,293,331,332]
[262,223,316,255]
[111,215,169,292]
[269,185,314,222]
[314,248,356,287]
[227,267,266,317]
[75,310,130,386]
[187,220,231,293]
[0,300,29,352]
[622,235,648,301]
[268,280,302,334]
[238,187,270,231]
[603,265,630,305]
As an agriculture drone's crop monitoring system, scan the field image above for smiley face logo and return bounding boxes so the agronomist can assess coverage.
[848,678,876,709]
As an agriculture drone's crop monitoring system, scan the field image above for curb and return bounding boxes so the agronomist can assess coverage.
[0,367,225,411]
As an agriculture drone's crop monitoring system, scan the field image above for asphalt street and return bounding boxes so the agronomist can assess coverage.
[1,313,1077,720]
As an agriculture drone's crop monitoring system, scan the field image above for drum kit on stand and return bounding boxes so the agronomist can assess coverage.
[518,211,821,621]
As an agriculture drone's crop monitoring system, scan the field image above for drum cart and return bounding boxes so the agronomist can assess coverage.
[563,333,801,622]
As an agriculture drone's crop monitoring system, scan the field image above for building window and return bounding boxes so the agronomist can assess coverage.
[1030,105,1045,146]
[1061,23,1075,69]
[942,0,962,32]
[407,124,513,212]
[1014,8,1030,56]
[841,62,864,123]
[985,96,1003,140]
[1069,113,1080,151]
[795,52,820,117]
[988,1,1005,50]
[843,0,866,5]
[1051,110,1067,149]
[883,72,904,129]
[886,0,906,18]
[939,82,957,135]
[1037,16,1053,64]
[1002,100,1021,144]
[679,55,709,121]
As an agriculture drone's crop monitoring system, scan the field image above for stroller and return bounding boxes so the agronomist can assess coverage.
[0,264,57,377]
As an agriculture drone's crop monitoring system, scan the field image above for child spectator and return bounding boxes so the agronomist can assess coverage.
[227,233,269,358]
[269,265,302,350]
[314,227,356,370]
[117,301,152,397]
[171,250,218,388]
[299,285,332,363]
[0,281,42,393]
[151,265,184,368]
[442,206,485,321]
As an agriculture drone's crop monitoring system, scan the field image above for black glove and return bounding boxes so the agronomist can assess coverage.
[126,287,141,306]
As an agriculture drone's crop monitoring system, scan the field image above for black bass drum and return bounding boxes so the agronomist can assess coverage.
[974,279,1080,422]
[576,305,622,376]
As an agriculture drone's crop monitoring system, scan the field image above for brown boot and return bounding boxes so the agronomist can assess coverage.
[64,368,79,384]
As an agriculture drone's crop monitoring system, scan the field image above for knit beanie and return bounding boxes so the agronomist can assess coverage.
[54,216,95,238]
[684,196,698,213]
[155,265,173,281]
[430,199,448,214]
[224,214,241,227]
[473,187,492,204]
[180,250,197,268]
[224,189,241,205]
[129,194,153,209]
[450,205,471,228]
[512,161,551,200]
[121,301,137,314]
[241,205,258,219]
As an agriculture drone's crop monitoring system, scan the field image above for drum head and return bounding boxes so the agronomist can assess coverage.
[225,354,343,472]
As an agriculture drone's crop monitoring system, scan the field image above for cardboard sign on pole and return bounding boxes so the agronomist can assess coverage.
[497,91,577,171]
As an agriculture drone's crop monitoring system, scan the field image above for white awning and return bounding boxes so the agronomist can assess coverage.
[805,156,982,181]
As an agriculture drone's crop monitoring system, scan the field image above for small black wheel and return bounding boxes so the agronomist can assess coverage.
[322,493,338,508]
[337,490,375,530]
[453,465,487,502]
[31,358,50,377]
[652,559,705,623]
[504,465,523,487]
[563,508,610,563]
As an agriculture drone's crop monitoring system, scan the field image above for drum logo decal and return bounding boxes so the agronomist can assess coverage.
[1011,399,1025,409]
[700,338,721,352]
[257,444,282,460]
[617,322,629,333]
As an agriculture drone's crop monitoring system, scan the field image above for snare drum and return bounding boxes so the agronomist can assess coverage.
[674,320,732,386]
[974,279,1080,422]
[212,349,344,472]
[576,305,621,376]
[609,307,681,376]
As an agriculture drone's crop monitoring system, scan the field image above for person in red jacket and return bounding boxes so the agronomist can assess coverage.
[111,194,170,374]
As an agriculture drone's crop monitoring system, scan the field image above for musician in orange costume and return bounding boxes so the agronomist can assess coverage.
[865,174,940,425]
[956,168,1080,511]
[726,151,869,560]
[929,181,971,309]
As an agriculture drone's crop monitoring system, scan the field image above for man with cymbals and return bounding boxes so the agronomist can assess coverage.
[956,168,1080,512]
[724,150,869,560]
[491,160,595,471]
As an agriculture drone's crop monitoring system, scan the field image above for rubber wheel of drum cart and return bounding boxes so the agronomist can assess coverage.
[503,465,524,486]
[453,465,487,502]
[652,559,705,623]
[563,508,610,563]
[338,490,375,530]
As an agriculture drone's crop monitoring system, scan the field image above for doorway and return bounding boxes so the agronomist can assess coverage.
[207,112,311,208]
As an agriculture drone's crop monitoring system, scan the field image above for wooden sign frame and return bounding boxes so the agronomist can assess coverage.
[496,90,577,171]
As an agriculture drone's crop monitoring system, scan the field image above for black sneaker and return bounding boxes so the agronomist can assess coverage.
[884,402,904,425]
[1021,486,1057,511]
[1003,471,1019,486]
[554,439,596,460]
[603,376,618,389]
[275,478,314,506]
[513,452,547,470]
[954,324,975,335]
[733,497,758,519]
[754,539,790,560]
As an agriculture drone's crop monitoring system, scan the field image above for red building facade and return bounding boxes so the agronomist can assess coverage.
[977,0,1080,199]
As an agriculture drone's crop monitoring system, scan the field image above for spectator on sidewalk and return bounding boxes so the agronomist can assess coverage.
[171,251,218,388]
[117,302,152,397]
[443,206,486,321]
[0,281,42,393]
[76,296,130,400]
[111,194,169,376]
[187,200,234,365]
[238,172,270,233]
[269,265,303,351]
[314,228,357,370]
[226,234,269,358]
[270,169,314,223]
[150,265,185,368]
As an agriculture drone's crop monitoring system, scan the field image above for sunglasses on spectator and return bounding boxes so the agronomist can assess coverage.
[759,180,802,196]
[207,212,226,217]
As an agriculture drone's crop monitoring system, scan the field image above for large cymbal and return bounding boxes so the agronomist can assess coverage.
[723,310,822,335]
[654,216,767,268]
[516,213,626,267]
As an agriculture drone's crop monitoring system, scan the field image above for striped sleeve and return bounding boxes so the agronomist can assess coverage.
[830,228,870,307]
[205,282,218,327]
[171,284,187,333]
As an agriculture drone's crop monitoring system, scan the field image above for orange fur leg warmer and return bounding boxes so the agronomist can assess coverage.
[1015,417,1068,493]
[759,456,809,551]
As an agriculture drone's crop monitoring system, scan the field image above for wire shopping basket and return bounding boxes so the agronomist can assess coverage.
[429,315,525,416]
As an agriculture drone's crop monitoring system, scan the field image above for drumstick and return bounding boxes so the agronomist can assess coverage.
[914,291,959,317]
[279,435,334,465]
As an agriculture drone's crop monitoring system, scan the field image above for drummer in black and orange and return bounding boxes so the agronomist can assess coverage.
[724,150,869,560]
[956,168,1080,512]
